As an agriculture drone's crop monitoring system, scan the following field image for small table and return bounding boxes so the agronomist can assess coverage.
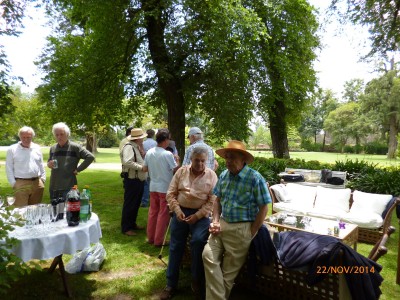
[265,213,358,250]
[9,212,102,297]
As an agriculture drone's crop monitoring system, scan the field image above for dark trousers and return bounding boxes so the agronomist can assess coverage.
[167,208,210,291]
[121,178,144,233]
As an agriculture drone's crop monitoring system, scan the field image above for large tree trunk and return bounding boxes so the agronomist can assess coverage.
[268,100,290,159]
[143,0,186,157]
[387,110,398,159]
[86,133,97,154]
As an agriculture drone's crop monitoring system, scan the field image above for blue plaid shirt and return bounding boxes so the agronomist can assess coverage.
[213,165,271,223]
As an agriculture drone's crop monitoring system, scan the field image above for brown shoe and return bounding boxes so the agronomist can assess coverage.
[160,286,175,300]
[124,230,137,236]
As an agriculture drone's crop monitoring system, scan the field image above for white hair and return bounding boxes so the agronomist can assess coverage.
[19,126,35,138]
[190,146,208,159]
[52,122,71,137]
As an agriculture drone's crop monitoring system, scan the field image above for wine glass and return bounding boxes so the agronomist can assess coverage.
[6,195,15,206]
[25,206,35,229]
[41,205,52,230]
[51,204,59,223]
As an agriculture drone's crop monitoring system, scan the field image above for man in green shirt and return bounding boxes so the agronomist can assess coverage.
[47,122,95,199]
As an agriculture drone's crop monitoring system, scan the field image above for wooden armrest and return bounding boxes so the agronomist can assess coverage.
[368,226,396,261]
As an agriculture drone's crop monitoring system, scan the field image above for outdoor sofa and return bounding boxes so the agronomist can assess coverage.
[269,182,398,244]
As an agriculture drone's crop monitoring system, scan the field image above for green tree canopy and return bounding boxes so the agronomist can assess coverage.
[360,70,399,158]
[36,0,319,157]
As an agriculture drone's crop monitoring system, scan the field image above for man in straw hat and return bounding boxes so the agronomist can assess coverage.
[120,128,148,236]
[202,140,271,299]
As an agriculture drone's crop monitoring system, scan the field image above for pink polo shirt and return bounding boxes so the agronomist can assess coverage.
[166,165,218,219]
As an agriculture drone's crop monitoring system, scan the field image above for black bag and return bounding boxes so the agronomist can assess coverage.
[282,174,305,182]
[326,177,344,185]
[320,169,332,183]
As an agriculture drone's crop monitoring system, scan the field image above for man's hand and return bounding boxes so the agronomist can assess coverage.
[176,212,186,222]
[184,214,198,225]
[209,221,221,235]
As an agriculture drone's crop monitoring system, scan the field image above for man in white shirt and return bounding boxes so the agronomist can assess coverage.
[143,129,180,246]
[6,126,46,207]
[183,127,218,171]
[141,129,157,207]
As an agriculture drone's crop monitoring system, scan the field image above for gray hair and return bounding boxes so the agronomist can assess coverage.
[19,126,35,138]
[190,146,208,159]
[192,132,204,141]
[52,122,71,137]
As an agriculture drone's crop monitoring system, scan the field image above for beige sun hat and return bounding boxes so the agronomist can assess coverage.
[215,140,254,164]
[127,128,147,140]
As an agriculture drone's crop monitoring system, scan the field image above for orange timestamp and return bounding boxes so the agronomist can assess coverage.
[316,266,375,274]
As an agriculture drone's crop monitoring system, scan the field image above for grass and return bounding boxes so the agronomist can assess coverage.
[0,149,399,299]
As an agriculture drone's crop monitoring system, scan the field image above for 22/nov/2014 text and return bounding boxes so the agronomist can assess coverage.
[316,265,375,274]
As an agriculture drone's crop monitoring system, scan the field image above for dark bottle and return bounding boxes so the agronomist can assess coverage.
[66,185,80,226]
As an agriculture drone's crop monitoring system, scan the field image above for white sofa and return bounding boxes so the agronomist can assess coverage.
[270,183,397,243]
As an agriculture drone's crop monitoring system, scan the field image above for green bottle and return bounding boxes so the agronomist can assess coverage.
[80,189,90,222]
[84,185,92,220]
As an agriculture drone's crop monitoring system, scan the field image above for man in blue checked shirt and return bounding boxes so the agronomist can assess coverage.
[202,140,271,300]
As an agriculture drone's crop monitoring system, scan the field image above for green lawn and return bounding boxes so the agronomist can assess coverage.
[0,149,399,299]
[1,147,399,167]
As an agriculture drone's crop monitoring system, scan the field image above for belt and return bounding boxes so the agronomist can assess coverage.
[15,177,39,181]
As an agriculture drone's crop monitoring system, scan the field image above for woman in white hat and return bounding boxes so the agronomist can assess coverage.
[120,128,148,236]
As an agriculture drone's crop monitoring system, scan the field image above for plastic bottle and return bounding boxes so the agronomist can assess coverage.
[84,185,92,220]
[66,185,80,226]
[80,189,90,223]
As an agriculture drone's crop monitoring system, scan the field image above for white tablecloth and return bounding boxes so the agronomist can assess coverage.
[9,212,102,262]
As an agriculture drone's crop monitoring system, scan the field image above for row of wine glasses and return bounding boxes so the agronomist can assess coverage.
[23,204,59,236]
[0,195,15,208]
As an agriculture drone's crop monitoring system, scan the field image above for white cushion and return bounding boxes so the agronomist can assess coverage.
[285,183,317,207]
[273,202,312,215]
[308,207,347,221]
[314,186,351,213]
[270,184,291,202]
[350,190,392,216]
[342,211,384,229]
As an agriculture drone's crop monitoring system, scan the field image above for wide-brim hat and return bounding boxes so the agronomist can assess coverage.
[127,128,147,140]
[215,140,254,164]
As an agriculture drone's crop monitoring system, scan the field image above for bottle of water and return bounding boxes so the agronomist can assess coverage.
[84,185,92,220]
[66,185,80,226]
[80,189,90,223]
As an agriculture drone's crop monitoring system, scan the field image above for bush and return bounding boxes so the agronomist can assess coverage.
[98,132,118,148]
[344,145,355,153]
[0,208,40,294]
[300,140,322,152]
[0,139,17,146]
[364,141,388,155]
[347,168,400,195]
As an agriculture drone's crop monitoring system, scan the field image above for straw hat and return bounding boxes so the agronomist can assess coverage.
[127,128,147,140]
[215,140,254,164]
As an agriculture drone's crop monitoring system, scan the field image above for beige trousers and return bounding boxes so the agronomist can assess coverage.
[14,178,44,207]
[202,219,252,300]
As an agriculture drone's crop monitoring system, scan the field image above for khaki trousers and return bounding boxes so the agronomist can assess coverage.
[202,219,253,300]
[14,178,44,207]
